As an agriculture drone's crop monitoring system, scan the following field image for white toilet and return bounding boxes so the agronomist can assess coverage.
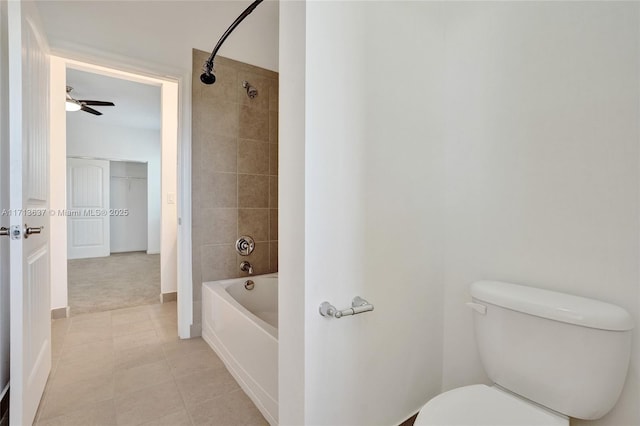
[415,280,634,426]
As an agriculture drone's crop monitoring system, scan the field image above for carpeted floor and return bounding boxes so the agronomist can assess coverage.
[68,252,160,316]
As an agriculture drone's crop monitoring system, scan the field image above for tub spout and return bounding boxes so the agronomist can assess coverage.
[240,261,253,275]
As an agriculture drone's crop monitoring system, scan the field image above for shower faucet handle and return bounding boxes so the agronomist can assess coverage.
[235,236,255,256]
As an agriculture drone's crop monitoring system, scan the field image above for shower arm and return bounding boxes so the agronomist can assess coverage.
[200,0,264,85]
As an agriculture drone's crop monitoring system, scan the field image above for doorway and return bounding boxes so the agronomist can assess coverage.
[49,58,179,319]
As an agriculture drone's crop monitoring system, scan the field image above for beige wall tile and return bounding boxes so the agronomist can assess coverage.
[270,241,278,273]
[201,208,238,245]
[192,51,279,301]
[269,175,278,208]
[269,79,278,112]
[195,61,238,105]
[238,174,269,208]
[239,105,269,141]
[194,98,238,139]
[238,139,269,175]
[269,110,278,144]
[238,209,269,242]
[201,134,237,173]
[237,70,270,110]
[269,143,278,175]
[269,209,278,241]
[200,244,237,281]
[200,172,237,209]
[237,242,270,276]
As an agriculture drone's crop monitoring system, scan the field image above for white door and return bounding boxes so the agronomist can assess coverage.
[67,158,110,259]
[7,1,51,425]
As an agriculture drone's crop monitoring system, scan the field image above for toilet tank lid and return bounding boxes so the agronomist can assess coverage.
[471,281,634,331]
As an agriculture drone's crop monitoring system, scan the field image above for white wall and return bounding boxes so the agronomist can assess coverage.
[278,2,305,424]
[363,3,446,421]
[440,4,640,426]
[35,1,279,73]
[283,2,447,424]
[0,0,10,399]
[49,57,68,310]
[160,82,178,296]
[281,2,639,425]
[66,119,161,253]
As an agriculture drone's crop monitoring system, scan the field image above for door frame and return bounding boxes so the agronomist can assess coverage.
[49,53,193,338]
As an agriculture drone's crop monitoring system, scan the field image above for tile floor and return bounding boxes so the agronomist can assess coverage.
[35,302,268,426]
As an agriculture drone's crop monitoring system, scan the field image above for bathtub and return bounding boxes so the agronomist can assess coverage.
[202,273,278,425]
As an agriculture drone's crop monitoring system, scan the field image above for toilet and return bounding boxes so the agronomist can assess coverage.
[415,280,634,426]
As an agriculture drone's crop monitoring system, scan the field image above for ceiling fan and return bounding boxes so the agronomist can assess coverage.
[65,86,115,115]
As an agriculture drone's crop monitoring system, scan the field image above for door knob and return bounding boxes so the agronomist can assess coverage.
[0,227,8,236]
[24,224,43,238]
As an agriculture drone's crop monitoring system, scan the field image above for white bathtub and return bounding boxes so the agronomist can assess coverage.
[202,273,278,425]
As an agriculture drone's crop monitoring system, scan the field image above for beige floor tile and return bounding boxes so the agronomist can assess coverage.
[71,310,112,322]
[155,324,180,343]
[115,359,172,394]
[188,390,267,426]
[114,343,165,370]
[51,318,70,335]
[112,310,151,326]
[68,316,112,334]
[112,319,156,337]
[113,329,160,352]
[51,354,115,387]
[139,408,191,426]
[36,399,116,426]
[162,338,210,359]
[111,305,152,318]
[166,347,226,378]
[175,367,239,409]
[147,302,177,317]
[114,379,184,426]
[40,374,115,420]
[150,315,177,330]
[64,329,113,348]
[60,340,114,363]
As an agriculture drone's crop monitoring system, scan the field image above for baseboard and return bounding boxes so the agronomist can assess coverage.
[160,292,177,303]
[51,306,69,319]
[0,383,9,426]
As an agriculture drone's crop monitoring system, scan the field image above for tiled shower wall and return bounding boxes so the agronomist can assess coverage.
[191,49,278,304]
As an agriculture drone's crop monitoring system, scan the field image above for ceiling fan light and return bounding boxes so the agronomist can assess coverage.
[65,99,81,112]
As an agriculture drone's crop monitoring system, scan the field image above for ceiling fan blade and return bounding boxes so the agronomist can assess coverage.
[81,105,103,116]
[78,100,115,106]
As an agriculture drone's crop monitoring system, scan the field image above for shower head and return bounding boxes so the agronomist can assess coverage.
[242,80,258,99]
[200,0,264,85]
[200,67,216,85]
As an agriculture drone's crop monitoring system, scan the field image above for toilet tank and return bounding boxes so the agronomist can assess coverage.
[470,281,634,420]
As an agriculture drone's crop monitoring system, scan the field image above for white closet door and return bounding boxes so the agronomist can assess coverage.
[67,158,110,259]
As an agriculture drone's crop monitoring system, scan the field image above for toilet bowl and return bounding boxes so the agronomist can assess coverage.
[413,281,634,426]
[414,384,567,426]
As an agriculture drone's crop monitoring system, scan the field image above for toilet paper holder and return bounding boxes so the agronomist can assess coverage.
[319,296,374,319]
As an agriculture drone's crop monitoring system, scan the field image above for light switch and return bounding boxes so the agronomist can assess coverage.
[167,192,176,204]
